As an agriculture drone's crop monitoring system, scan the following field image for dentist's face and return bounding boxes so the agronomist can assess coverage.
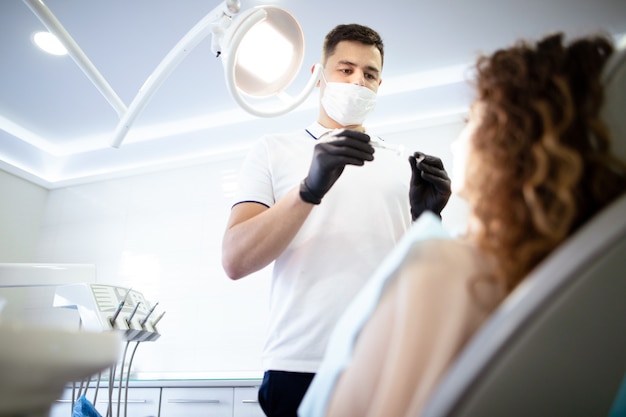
[321,40,382,94]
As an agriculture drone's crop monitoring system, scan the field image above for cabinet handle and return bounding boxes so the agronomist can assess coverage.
[242,400,259,404]
[167,399,220,404]
[98,399,148,404]
[56,399,148,404]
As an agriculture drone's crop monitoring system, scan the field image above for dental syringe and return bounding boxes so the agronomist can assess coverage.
[319,129,407,157]
[369,138,406,157]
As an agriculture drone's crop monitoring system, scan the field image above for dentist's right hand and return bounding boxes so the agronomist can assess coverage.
[299,129,374,205]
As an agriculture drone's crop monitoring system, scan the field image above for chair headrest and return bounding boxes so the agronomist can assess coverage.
[601,36,626,163]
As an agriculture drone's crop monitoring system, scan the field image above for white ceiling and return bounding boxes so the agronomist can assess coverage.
[2,0,625,189]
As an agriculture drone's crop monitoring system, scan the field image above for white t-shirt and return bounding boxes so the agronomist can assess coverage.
[298,213,451,417]
[234,122,413,373]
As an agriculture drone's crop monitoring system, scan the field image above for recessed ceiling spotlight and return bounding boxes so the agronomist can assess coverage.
[33,31,68,56]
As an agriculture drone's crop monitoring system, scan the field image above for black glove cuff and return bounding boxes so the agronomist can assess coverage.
[411,208,442,222]
[299,180,322,205]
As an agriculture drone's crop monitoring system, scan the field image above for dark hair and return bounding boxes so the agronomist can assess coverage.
[466,32,626,291]
[322,24,384,68]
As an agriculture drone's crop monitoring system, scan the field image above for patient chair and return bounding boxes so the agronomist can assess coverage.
[420,37,626,417]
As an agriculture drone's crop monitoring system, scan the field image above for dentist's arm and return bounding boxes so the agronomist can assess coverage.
[222,129,374,280]
[222,191,313,280]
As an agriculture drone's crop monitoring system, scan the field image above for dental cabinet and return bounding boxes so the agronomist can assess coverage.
[50,387,160,417]
[50,380,263,417]
[161,386,262,417]
[0,263,264,417]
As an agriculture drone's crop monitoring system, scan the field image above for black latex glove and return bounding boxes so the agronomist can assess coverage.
[300,129,374,204]
[408,152,451,220]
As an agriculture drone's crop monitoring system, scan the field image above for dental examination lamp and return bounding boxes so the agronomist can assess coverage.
[23,0,323,149]
[219,4,322,112]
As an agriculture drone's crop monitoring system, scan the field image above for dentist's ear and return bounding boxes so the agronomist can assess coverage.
[312,64,321,87]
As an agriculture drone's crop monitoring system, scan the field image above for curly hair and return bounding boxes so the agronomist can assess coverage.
[465,33,626,292]
[322,24,384,68]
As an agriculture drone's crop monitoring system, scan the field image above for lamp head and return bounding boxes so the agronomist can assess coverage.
[220,6,305,98]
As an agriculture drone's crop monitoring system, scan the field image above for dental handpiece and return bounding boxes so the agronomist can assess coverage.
[110,287,132,325]
[140,302,159,327]
[152,311,166,327]
[125,301,141,326]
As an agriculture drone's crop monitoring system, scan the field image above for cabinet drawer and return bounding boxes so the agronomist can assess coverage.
[49,387,160,417]
[234,387,264,417]
[161,387,233,417]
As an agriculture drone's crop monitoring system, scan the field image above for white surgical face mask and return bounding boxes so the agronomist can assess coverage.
[321,71,377,126]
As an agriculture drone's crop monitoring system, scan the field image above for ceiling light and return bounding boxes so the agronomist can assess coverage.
[32,31,67,56]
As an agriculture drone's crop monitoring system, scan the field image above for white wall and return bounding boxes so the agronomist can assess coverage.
[0,170,48,262]
[19,120,467,377]
[33,155,271,376]
[376,120,469,235]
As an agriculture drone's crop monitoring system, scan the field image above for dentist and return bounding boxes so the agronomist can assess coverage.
[221,23,451,417]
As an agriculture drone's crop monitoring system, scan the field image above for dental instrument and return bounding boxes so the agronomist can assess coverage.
[152,311,166,327]
[370,138,407,157]
[109,287,132,326]
[53,283,164,417]
[318,129,407,157]
[139,302,158,328]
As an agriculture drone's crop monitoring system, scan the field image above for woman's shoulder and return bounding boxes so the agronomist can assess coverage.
[398,238,503,304]
[408,238,485,272]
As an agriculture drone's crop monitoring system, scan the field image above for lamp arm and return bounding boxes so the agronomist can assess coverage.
[110,1,239,148]
[227,64,322,117]
[22,0,127,117]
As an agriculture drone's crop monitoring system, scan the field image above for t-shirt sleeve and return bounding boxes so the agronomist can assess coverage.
[232,137,275,208]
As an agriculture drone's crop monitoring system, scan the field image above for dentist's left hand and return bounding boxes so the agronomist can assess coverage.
[408,152,451,220]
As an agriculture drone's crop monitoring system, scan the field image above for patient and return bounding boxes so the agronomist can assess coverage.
[298,32,626,417]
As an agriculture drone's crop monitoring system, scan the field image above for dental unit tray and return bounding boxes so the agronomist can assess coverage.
[54,283,163,342]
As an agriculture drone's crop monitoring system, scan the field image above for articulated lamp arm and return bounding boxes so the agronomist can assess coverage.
[110,0,241,148]
[23,0,316,149]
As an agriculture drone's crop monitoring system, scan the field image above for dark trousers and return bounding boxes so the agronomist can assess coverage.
[258,370,316,417]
